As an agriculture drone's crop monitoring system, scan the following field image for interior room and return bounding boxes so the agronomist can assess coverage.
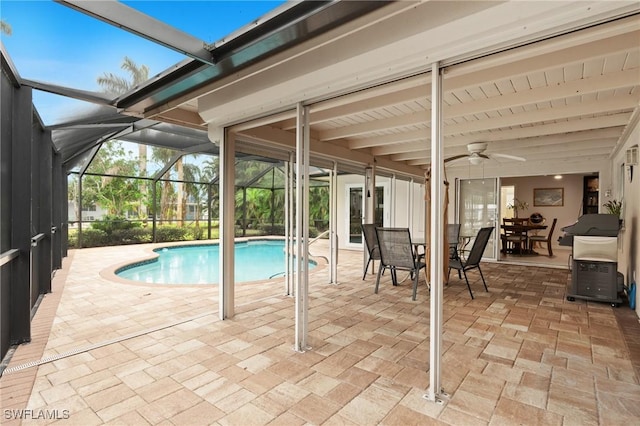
[498,173,597,268]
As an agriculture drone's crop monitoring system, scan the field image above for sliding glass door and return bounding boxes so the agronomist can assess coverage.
[458,178,498,259]
[346,183,388,248]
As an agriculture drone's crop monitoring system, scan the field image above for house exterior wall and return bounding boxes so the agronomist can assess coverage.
[335,174,425,251]
[612,118,640,317]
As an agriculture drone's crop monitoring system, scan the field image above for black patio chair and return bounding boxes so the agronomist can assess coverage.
[375,227,426,301]
[448,226,494,299]
[361,223,381,279]
[448,223,461,261]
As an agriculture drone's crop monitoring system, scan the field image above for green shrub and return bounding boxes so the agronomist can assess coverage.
[78,228,109,247]
[155,226,188,242]
[68,230,77,248]
[112,228,152,245]
[91,215,141,235]
[188,226,204,240]
[257,224,285,235]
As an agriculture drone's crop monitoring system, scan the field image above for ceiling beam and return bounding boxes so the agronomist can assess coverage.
[446,96,637,135]
[445,27,640,87]
[371,127,624,156]
[320,71,638,141]
[277,28,639,132]
[236,126,425,178]
[404,140,617,165]
[446,68,640,118]
[279,77,431,129]
[445,155,610,177]
[154,108,206,128]
[348,112,631,149]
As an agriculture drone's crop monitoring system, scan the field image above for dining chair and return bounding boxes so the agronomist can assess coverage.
[528,218,558,256]
[361,223,381,279]
[448,227,494,299]
[375,227,426,301]
[502,218,528,254]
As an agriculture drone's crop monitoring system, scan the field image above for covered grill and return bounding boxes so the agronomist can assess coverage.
[560,214,623,306]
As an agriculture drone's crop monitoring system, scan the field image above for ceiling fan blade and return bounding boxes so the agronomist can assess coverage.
[490,153,526,161]
[444,154,469,163]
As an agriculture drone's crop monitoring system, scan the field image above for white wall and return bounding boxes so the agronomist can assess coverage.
[335,174,425,250]
[611,118,640,317]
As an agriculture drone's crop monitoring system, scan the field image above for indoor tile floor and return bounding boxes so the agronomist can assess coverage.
[1,240,639,425]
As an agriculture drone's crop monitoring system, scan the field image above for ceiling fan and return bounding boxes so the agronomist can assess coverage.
[445,142,526,165]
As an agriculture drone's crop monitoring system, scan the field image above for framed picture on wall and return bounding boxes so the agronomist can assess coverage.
[534,188,564,206]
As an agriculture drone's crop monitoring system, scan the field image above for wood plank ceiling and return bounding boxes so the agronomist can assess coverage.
[146,2,640,179]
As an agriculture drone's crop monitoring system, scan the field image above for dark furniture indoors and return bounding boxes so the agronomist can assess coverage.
[501,218,529,254]
[528,218,558,256]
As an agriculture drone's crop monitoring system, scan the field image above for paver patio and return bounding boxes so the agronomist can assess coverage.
[1,239,639,425]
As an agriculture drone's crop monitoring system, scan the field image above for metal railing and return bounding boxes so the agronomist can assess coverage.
[0,249,19,268]
[31,233,45,247]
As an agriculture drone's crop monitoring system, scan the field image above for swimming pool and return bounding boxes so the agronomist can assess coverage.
[116,239,316,284]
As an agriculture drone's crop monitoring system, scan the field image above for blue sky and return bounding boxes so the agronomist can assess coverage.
[1,0,284,123]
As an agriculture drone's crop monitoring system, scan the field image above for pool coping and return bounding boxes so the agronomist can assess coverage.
[99,236,328,288]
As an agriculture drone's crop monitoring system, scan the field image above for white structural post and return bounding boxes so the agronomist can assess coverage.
[427,62,446,403]
[329,161,339,284]
[294,103,310,352]
[391,174,397,226]
[210,126,235,320]
[285,153,293,296]
[409,178,414,231]
[363,165,375,274]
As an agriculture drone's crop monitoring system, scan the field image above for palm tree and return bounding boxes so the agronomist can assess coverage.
[1,20,12,35]
[201,157,219,223]
[181,162,204,227]
[97,57,150,219]
[150,147,178,222]
[97,57,149,95]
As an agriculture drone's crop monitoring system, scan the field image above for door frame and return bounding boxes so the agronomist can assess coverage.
[345,182,390,249]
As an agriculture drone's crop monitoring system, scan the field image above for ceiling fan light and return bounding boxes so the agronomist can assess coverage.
[467,142,488,153]
[469,156,484,165]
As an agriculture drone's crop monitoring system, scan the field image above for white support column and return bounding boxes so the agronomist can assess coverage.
[211,126,235,320]
[409,178,414,232]
[363,164,375,273]
[329,161,338,284]
[391,174,397,226]
[427,63,446,403]
[285,153,293,296]
[294,103,310,352]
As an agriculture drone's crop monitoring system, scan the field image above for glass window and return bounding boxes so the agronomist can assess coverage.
[458,178,498,259]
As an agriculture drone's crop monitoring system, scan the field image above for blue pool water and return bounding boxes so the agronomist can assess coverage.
[116,240,316,284]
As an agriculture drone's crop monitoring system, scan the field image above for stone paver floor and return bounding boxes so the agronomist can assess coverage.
[1,239,639,425]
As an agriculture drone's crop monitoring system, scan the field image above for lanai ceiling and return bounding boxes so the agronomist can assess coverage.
[27,1,640,179]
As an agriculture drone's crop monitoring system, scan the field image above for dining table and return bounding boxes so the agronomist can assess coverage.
[411,235,473,260]
[411,236,427,263]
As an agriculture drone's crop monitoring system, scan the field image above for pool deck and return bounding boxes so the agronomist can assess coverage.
[1,239,639,425]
